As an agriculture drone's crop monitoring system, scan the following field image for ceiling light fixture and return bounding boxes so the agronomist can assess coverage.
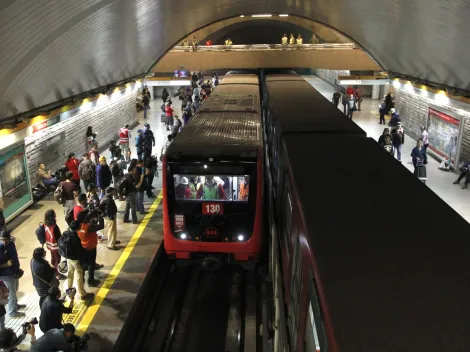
[279,14,289,17]
[251,14,272,18]
[240,15,244,17]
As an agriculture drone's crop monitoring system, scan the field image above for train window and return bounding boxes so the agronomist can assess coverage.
[173,175,250,201]
[305,302,321,352]
[289,237,302,352]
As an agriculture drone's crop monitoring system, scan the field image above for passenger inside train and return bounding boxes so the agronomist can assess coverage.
[173,175,250,201]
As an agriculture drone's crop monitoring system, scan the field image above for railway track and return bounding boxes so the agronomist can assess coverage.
[115,246,259,352]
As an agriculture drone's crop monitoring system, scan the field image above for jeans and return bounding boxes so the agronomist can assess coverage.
[85,248,97,284]
[379,112,385,124]
[136,191,145,213]
[120,142,130,161]
[394,144,402,161]
[67,259,87,296]
[105,217,117,247]
[144,105,149,118]
[124,192,137,221]
[347,107,354,119]
[0,275,19,315]
[146,173,155,196]
[43,177,57,186]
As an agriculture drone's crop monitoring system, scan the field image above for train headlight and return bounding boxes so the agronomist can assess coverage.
[237,235,244,241]
[180,233,187,240]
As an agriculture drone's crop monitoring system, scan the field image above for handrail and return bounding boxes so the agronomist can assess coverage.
[171,43,356,52]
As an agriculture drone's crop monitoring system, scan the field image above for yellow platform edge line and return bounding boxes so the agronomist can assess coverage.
[75,191,163,335]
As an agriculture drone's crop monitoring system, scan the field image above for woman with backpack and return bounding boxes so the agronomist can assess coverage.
[43,210,64,279]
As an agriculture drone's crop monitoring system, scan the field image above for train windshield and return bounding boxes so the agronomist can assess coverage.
[173,175,251,202]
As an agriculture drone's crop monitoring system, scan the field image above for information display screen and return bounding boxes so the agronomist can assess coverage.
[427,107,460,163]
[0,144,32,219]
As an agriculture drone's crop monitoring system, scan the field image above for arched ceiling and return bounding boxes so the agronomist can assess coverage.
[1,0,469,121]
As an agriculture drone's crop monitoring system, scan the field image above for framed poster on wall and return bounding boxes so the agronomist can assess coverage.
[0,143,33,221]
[426,106,464,167]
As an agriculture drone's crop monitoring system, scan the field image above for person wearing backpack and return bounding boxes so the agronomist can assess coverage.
[119,166,144,224]
[43,209,64,279]
[100,187,120,250]
[96,156,112,199]
[58,221,92,300]
[0,231,26,317]
[110,157,125,199]
[135,129,144,161]
[31,247,56,308]
[78,153,96,191]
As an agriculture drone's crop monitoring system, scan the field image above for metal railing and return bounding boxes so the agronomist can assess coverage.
[171,43,356,52]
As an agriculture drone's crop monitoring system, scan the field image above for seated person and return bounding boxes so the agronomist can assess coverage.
[39,287,74,333]
[196,176,225,200]
[37,163,57,187]
[239,176,250,200]
[175,177,191,199]
[30,323,78,352]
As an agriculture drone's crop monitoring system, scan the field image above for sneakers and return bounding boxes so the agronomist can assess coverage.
[107,246,120,251]
[123,219,130,223]
[115,241,121,245]
[94,263,104,270]
[9,311,25,318]
[80,293,95,300]
[453,180,460,184]
[87,280,100,287]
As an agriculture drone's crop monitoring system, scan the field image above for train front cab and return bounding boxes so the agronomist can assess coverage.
[268,143,332,352]
[162,153,263,263]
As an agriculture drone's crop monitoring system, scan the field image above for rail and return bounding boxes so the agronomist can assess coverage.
[171,43,356,52]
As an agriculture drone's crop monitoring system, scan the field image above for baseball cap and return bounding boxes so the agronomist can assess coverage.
[99,156,106,161]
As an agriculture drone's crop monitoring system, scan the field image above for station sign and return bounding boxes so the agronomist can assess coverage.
[32,115,60,133]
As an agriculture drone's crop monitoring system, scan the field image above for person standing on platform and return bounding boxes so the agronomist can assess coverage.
[332,90,341,108]
[391,122,405,162]
[341,93,347,114]
[86,126,97,148]
[346,95,356,119]
[411,139,425,169]
[143,123,156,163]
[355,87,362,111]
[31,247,56,308]
[43,210,63,278]
[78,153,96,192]
[135,160,147,214]
[224,38,233,46]
[96,156,112,199]
[119,124,131,161]
[385,92,393,113]
[58,221,92,300]
[100,187,120,250]
[142,92,150,119]
[379,102,387,125]
[120,166,144,224]
[135,129,144,161]
[77,211,103,287]
[64,153,80,188]
[88,142,99,165]
[165,102,174,131]
[162,88,169,103]
[145,156,158,198]
[0,231,26,317]
[378,128,390,147]
[310,34,319,44]
[289,33,295,45]
[421,126,429,164]
[61,172,79,223]
[296,34,303,46]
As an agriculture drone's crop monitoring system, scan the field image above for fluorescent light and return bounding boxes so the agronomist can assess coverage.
[237,235,244,241]
[180,233,187,240]
[279,14,289,17]
[240,15,244,17]
[251,14,272,17]
[204,165,208,169]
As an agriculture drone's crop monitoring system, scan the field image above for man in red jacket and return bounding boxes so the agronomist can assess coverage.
[118,124,131,161]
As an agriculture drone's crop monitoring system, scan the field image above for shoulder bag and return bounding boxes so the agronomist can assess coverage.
[30,259,59,287]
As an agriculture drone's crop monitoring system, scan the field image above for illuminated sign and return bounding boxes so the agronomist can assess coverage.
[203,227,219,239]
[174,214,185,231]
[32,115,60,133]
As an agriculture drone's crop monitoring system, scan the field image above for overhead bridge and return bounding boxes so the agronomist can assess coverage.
[152,44,381,72]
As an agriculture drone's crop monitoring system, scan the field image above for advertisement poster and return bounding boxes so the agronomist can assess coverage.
[0,144,32,219]
[427,107,461,163]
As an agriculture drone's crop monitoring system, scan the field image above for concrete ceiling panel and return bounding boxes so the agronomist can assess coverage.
[1,0,469,120]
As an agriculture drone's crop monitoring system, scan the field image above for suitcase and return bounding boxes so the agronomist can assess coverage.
[161,113,166,123]
[414,164,427,183]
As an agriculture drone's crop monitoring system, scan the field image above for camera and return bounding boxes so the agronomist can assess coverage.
[85,202,104,222]
[22,318,38,334]
[68,333,91,351]
[109,139,121,159]
[65,287,77,298]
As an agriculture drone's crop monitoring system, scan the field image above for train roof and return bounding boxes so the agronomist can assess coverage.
[166,81,261,159]
[283,134,470,351]
[265,77,366,136]
[200,84,259,113]
[265,73,304,82]
[219,74,259,85]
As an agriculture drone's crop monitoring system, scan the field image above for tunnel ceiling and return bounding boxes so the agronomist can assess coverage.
[1,0,470,121]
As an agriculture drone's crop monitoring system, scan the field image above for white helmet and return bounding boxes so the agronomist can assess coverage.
[391,108,396,114]
[180,177,189,185]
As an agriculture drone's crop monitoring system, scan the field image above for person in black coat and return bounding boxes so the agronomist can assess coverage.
[31,248,55,308]
[39,287,73,333]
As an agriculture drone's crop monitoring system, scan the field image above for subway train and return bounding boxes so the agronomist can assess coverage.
[262,73,470,351]
[162,74,264,263]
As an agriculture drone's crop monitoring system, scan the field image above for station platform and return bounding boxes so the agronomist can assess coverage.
[304,75,470,223]
[7,98,177,351]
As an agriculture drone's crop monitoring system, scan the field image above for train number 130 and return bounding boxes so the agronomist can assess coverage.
[202,203,224,215]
